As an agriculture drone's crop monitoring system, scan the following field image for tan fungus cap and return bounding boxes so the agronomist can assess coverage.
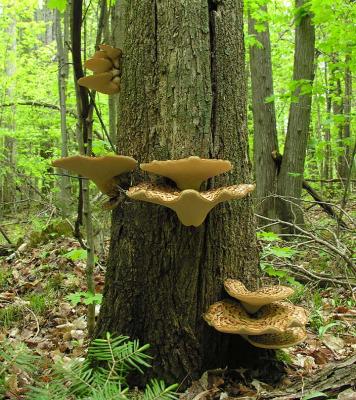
[84,58,113,73]
[203,299,307,335]
[140,156,233,190]
[224,279,295,314]
[52,155,137,195]
[243,327,307,349]
[78,71,120,95]
[99,44,122,62]
[127,183,255,226]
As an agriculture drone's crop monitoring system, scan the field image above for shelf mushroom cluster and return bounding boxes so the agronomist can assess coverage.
[78,44,122,94]
[127,156,255,226]
[52,155,137,196]
[204,279,308,349]
[52,155,254,227]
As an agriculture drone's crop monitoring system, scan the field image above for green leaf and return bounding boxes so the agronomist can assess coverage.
[64,249,87,261]
[66,292,86,306]
[47,0,67,12]
[268,247,296,258]
[257,232,280,242]
[302,391,328,400]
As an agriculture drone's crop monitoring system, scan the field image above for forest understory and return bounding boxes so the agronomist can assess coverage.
[0,200,355,399]
[0,0,355,398]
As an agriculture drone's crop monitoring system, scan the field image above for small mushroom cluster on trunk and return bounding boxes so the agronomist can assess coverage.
[78,44,122,94]
[127,156,255,226]
[204,279,308,349]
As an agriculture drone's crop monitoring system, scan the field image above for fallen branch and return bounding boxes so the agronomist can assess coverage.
[255,214,355,272]
[272,261,355,288]
[271,151,348,228]
[0,225,12,244]
[261,355,356,399]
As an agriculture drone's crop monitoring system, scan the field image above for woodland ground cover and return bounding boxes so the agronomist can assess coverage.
[0,0,355,398]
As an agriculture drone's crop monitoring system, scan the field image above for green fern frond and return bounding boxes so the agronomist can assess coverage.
[83,382,129,400]
[0,340,39,377]
[143,379,179,400]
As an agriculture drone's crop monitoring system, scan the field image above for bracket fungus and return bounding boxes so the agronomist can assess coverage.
[52,155,137,196]
[204,280,309,349]
[203,299,307,335]
[78,44,122,95]
[244,327,307,349]
[140,156,232,190]
[127,183,255,227]
[224,279,295,314]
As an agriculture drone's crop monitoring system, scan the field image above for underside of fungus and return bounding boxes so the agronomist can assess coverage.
[127,183,255,226]
[243,327,307,349]
[203,299,307,335]
[52,155,137,196]
[78,44,122,94]
[224,279,295,314]
[140,156,233,190]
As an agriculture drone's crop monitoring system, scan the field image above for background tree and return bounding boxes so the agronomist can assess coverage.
[96,0,260,384]
[248,0,279,223]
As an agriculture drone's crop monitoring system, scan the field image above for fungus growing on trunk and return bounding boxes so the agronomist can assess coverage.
[203,299,307,335]
[244,327,307,349]
[204,282,309,349]
[78,72,120,95]
[52,155,137,196]
[127,183,255,227]
[224,279,295,314]
[140,156,232,190]
[78,44,122,94]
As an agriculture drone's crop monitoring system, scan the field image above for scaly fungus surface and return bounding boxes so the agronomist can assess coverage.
[127,183,255,227]
[224,279,295,314]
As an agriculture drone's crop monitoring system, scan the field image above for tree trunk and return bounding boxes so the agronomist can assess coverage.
[276,0,315,230]
[55,9,71,216]
[2,4,17,213]
[332,76,344,180]
[96,0,260,385]
[340,56,352,180]
[322,62,332,186]
[248,4,279,224]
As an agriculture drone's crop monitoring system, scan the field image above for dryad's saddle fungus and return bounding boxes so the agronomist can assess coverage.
[203,299,307,335]
[127,183,255,227]
[52,155,137,196]
[244,327,307,349]
[224,279,295,314]
[78,44,122,95]
[140,156,233,190]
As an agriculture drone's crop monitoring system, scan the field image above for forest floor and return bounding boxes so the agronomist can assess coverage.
[0,204,355,399]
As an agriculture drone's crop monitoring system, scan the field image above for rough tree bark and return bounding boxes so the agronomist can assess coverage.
[96,0,260,385]
[276,0,315,229]
[248,3,279,224]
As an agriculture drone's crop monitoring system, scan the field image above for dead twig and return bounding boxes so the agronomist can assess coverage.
[255,214,355,272]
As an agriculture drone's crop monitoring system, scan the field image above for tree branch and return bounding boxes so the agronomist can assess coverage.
[0,101,77,118]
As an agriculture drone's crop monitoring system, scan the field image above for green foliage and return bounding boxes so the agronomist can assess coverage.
[0,339,39,396]
[302,392,328,400]
[47,0,67,12]
[27,333,178,400]
[0,304,22,329]
[64,249,98,264]
[67,291,103,306]
[25,293,53,314]
[64,249,88,262]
